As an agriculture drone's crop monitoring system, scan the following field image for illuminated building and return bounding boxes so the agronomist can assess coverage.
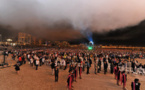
[38,39,42,46]
[32,36,37,45]
[18,32,32,45]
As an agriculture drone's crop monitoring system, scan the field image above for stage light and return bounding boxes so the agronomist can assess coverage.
[88,46,93,50]
[90,41,94,45]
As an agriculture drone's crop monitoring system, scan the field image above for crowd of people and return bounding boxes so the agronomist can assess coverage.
[9,48,143,90]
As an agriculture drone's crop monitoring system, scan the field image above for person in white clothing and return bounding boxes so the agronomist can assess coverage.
[61,59,66,69]
[30,57,33,67]
[36,59,39,70]
[42,57,45,65]
[27,54,30,61]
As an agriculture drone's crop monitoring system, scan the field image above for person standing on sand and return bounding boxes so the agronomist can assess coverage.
[79,63,82,79]
[110,61,114,74]
[36,58,39,70]
[104,61,108,74]
[74,66,78,82]
[67,71,72,90]
[121,71,127,90]
[94,58,98,74]
[14,63,20,74]
[55,66,59,82]
[132,61,136,72]
[131,79,141,90]
[51,61,55,75]
[30,57,33,67]
[116,67,121,86]
[18,56,22,66]
[97,58,101,73]
[114,65,117,79]
[86,60,90,74]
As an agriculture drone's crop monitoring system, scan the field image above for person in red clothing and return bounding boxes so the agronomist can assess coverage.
[67,71,72,90]
[18,56,22,65]
[121,71,127,90]
[74,66,78,82]
[71,70,74,89]
[116,67,121,85]
[113,65,117,79]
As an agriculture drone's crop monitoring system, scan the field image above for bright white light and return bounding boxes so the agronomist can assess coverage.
[90,41,94,45]
[7,39,12,42]
[13,43,16,46]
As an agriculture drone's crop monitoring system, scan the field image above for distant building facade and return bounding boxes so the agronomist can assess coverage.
[18,32,43,46]
[38,39,42,46]
[32,36,37,45]
[18,32,32,45]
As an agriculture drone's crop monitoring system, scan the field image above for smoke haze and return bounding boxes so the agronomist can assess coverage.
[0,0,145,40]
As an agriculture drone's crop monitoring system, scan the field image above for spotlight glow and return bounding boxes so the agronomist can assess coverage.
[88,46,93,50]
[90,41,94,45]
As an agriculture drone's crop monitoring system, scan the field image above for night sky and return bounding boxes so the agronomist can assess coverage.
[1,20,145,46]
[70,20,145,46]
[1,1,145,46]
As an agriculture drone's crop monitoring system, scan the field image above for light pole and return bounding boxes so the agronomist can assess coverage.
[0,49,8,68]
[3,50,6,64]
